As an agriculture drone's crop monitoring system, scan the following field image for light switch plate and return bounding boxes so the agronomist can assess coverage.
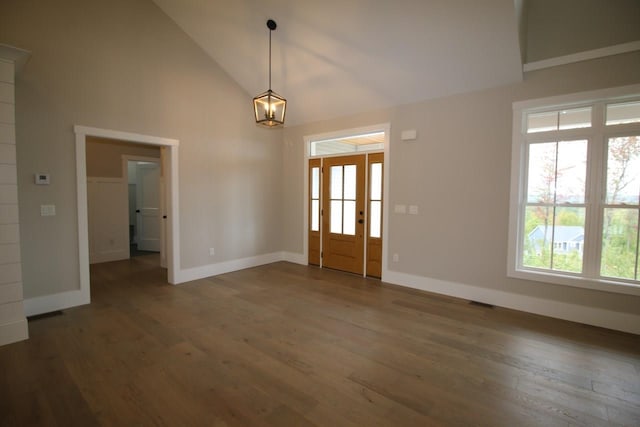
[409,205,419,215]
[401,129,417,141]
[394,204,407,214]
[40,204,56,216]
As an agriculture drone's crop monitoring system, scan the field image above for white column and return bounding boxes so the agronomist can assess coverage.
[0,46,29,346]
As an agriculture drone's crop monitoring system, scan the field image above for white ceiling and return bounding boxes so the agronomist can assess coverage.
[152,0,523,126]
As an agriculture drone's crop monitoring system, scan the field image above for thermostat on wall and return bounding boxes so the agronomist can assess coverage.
[34,173,50,185]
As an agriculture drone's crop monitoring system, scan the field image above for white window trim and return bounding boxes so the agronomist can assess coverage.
[508,84,640,296]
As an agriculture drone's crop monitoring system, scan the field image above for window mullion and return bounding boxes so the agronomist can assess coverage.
[582,102,606,279]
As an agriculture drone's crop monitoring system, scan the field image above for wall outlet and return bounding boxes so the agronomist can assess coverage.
[209,247,215,256]
[392,253,399,262]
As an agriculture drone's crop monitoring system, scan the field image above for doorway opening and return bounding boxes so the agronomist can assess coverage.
[75,126,180,307]
[304,124,389,278]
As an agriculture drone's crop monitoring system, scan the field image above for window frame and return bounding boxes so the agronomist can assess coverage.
[508,84,640,296]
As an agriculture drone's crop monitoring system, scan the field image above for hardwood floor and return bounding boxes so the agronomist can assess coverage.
[1,256,639,426]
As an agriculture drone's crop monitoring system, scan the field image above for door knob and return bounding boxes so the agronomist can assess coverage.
[136,209,140,213]
[358,219,364,224]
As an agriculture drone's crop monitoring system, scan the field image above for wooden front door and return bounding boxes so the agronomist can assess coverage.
[322,155,366,274]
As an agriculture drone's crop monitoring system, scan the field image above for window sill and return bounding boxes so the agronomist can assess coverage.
[508,268,640,297]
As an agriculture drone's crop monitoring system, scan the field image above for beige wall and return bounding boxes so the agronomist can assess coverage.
[283,51,640,318]
[0,0,283,299]
[526,0,640,62]
[86,137,160,178]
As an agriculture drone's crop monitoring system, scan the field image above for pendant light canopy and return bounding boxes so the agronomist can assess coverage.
[253,19,286,127]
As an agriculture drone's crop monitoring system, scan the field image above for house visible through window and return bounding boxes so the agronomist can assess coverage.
[509,85,640,294]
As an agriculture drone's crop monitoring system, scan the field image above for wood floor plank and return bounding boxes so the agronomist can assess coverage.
[0,257,639,426]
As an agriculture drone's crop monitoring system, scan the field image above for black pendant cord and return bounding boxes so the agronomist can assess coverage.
[268,28,272,92]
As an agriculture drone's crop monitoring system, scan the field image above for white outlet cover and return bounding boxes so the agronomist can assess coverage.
[408,205,419,215]
[394,204,407,214]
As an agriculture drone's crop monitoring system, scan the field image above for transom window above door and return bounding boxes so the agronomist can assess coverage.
[309,131,384,157]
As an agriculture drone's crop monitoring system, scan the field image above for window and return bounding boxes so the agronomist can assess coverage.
[309,131,384,156]
[329,165,357,235]
[509,85,640,295]
[310,166,320,232]
[369,162,383,238]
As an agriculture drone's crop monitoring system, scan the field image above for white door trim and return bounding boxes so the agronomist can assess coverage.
[74,126,180,302]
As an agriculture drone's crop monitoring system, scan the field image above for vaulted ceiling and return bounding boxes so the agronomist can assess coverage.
[152,0,523,126]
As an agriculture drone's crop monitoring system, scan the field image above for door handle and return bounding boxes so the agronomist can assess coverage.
[358,219,364,224]
[136,209,141,213]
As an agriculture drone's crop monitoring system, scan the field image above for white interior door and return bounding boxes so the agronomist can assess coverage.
[136,162,161,252]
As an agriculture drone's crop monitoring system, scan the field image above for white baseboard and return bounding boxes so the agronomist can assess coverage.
[383,270,640,335]
[174,252,285,284]
[281,251,307,265]
[0,318,28,346]
[24,288,90,317]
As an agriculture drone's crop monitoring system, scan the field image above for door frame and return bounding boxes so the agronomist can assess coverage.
[303,123,391,279]
[75,126,180,306]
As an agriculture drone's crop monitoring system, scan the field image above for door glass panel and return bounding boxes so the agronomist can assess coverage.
[311,200,320,231]
[330,200,342,233]
[343,165,356,200]
[370,163,382,200]
[311,167,320,199]
[370,200,381,238]
[343,201,356,235]
[330,166,343,199]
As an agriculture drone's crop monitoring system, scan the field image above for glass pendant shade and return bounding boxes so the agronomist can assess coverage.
[253,89,286,127]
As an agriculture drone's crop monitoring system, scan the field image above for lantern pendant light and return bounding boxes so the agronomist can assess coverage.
[253,19,286,127]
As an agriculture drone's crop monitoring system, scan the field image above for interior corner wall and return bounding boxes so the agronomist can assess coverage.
[282,51,640,332]
[0,0,283,301]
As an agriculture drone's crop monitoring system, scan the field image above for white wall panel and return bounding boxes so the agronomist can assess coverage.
[0,124,15,144]
[0,244,21,264]
[0,83,14,104]
[0,144,16,164]
[0,103,15,125]
[0,61,13,84]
